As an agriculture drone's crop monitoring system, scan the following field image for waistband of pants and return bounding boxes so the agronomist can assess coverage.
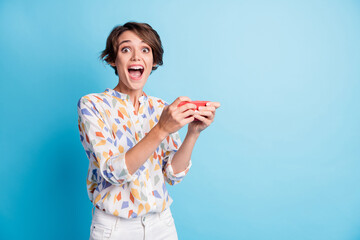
[92,207,171,228]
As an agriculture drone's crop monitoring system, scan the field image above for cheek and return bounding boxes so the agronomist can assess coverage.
[145,56,154,72]
[146,54,154,64]
[116,57,125,66]
[115,59,128,74]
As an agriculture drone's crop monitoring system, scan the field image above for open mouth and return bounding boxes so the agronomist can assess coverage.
[128,65,144,80]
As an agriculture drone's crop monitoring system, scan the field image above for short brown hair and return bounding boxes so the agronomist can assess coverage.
[100,22,164,75]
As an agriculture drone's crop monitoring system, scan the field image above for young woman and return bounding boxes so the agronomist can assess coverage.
[77,22,220,240]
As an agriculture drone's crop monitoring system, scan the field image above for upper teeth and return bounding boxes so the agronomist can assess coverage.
[129,66,143,70]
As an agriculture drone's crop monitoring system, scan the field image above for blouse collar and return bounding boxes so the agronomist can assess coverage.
[105,88,148,103]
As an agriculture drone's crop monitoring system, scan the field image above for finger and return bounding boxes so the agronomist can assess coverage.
[168,108,194,124]
[194,114,211,125]
[199,107,216,119]
[180,109,196,118]
[197,111,213,118]
[206,102,221,109]
[178,102,197,113]
[197,111,215,121]
[198,106,216,112]
[172,96,192,108]
[182,116,195,125]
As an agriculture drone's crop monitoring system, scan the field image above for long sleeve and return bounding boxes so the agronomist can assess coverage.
[77,96,136,187]
[77,88,192,218]
[162,132,192,186]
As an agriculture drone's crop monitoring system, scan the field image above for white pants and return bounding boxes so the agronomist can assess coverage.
[89,208,178,240]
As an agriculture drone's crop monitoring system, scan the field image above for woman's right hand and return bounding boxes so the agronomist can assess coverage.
[156,97,197,138]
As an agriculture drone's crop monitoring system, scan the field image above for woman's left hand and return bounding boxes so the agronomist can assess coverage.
[188,102,221,135]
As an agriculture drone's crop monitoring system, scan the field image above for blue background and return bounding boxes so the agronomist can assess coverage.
[1,0,360,239]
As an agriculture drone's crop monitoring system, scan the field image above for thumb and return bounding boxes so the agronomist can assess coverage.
[172,96,192,107]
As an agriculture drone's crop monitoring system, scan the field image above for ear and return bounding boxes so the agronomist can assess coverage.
[109,62,116,67]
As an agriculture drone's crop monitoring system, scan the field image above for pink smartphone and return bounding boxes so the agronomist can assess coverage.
[178,101,210,110]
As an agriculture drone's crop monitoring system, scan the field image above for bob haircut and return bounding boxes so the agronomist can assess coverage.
[100,22,164,76]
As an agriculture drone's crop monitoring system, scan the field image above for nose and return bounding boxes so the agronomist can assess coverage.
[131,49,141,61]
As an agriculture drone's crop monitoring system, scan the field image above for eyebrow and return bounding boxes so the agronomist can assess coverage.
[118,40,131,47]
[118,40,147,48]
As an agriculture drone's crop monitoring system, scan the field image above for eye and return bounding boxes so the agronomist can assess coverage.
[142,47,150,53]
[121,47,131,53]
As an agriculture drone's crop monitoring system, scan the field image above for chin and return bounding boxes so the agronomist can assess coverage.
[127,80,146,90]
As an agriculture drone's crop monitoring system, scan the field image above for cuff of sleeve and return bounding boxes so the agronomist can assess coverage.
[103,153,137,185]
[164,152,192,180]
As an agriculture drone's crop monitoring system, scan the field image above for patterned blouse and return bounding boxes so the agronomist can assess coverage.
[77,88,191,219]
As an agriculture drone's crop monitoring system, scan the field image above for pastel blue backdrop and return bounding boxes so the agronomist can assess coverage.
[1,0,359,239]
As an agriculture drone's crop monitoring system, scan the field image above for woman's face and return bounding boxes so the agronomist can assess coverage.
[111,30,155,93]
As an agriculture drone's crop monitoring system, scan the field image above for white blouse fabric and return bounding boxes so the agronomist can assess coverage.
[77,88,191,219]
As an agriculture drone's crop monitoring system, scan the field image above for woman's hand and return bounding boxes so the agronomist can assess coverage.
[188,102,221,135]
[156,97,197,138]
